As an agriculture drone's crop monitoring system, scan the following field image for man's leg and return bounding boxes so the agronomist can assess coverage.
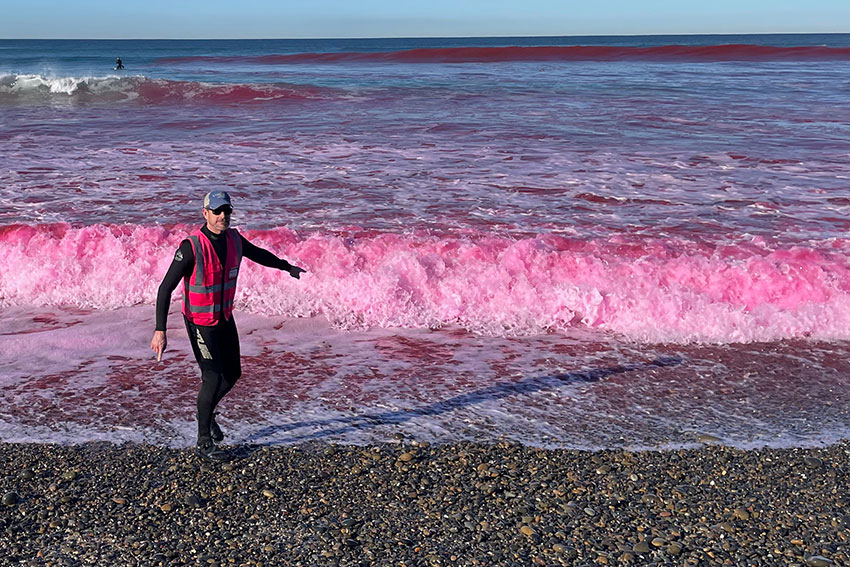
[184,316,226,446]
[209,316,242,442]
[213,316,242,407]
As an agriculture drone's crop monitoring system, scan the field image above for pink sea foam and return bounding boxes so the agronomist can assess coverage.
[3,223,850,344]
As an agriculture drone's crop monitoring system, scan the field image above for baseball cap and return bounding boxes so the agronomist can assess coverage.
[203,191,232,210]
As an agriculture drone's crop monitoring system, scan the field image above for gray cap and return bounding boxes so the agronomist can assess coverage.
[203,190,232,210]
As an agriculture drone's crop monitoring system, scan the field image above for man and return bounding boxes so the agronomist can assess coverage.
[150,190,304,460]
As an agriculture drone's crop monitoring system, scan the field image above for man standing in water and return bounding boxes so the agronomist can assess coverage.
[151,191,305,460]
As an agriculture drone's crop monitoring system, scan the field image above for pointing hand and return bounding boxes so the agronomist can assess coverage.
[151,330,167,362]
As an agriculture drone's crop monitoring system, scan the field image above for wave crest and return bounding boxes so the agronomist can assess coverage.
[3,223,850,344]
[0,74,331,104]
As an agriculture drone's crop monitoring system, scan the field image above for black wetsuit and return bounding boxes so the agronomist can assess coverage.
[156,225,293,443]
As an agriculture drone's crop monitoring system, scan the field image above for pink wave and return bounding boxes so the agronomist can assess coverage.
[3,223,850,343]
[155,44,850,65]
[133,78,329,104]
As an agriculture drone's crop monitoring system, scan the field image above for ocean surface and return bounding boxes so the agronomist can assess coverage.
[2,34,850,449]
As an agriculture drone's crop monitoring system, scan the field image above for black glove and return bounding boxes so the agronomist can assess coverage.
[287,265,306,279]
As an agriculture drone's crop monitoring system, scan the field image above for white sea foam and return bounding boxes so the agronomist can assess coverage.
[0,73,130,96]
[0,73,333,103]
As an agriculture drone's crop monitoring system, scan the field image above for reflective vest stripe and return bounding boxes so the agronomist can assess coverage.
[186,300,234,314]
[186,280,238,294]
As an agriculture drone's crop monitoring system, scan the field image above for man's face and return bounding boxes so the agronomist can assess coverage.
[203,205,232,234]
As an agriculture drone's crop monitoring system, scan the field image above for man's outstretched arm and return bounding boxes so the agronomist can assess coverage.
[240,235,306,278]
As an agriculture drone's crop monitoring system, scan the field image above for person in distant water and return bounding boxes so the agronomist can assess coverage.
[115,57,124,70]
[150,191,305,461]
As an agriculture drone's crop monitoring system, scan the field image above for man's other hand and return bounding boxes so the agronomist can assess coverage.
[151,330,167,361]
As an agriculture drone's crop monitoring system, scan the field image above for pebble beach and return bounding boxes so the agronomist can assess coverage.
[1,440,849,567]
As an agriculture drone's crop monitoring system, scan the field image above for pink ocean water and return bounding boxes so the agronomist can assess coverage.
[2,37,850,449]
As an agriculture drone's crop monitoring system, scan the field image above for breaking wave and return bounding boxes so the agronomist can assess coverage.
[3,223,850,344]
[0,74,332,104]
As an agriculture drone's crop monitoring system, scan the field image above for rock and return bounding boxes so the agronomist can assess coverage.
[667,542,683,555]
[651,537,666,547]
[520,526,536,537]
[641,494,661,505]
[733,507,750,520]
[62,470,77,481]
[262,489,275,499]
[398,452,414,462]
[633,542,650,554]
[696,434,722,444]
[160,503,173,512]
[804,457,823,469]
[806,557,834,567]
[112,497,128,505]
[184,494,203,508]
[2,491,19,506]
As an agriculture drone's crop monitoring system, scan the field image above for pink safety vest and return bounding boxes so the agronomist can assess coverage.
[182,228,243,326]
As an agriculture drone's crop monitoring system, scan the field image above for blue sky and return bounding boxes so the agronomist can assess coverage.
[2,0,848,39]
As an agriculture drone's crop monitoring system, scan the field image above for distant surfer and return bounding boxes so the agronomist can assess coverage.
[150,191,306,461]
[115,57,124,70]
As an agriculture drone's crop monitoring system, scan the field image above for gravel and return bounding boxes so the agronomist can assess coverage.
[1,440,849,566]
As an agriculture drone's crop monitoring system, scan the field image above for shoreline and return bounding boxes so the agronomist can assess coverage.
[2,440,848,566]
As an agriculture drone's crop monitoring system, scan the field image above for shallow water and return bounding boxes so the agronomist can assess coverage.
[2,35,850,448]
